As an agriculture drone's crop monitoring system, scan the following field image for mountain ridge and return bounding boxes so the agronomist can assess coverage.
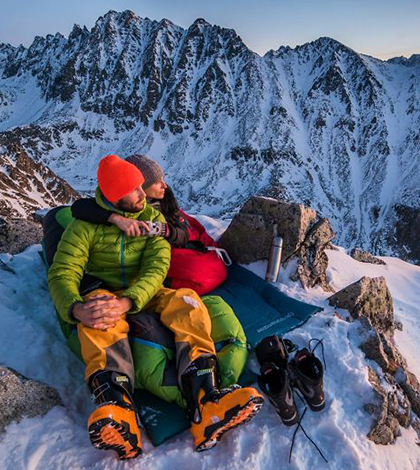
[0,10,419,263]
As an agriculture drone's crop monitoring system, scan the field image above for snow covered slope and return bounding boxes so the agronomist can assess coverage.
[0,145,79,219]
[0,10,419,261]
[0,217,419,469]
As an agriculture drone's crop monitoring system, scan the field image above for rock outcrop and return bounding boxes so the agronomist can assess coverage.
[328,276,394,334]
[328,277,420,444]
[350,248,386,265]
[0,218,44,255]
[364,368,411,445]
[218,196,335,291]
[0,366,62,435]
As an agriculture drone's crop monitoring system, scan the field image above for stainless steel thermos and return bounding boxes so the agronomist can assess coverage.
[265,231,283,283]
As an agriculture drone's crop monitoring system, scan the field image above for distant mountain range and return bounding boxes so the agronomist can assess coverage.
[0,10,419,262]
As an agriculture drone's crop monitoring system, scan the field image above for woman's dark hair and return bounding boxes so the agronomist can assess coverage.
[157,185,180,221]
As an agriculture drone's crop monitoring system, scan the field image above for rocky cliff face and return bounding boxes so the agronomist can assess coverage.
[0,144,79,219]
[0,10,419,262]
[0,144,79,254]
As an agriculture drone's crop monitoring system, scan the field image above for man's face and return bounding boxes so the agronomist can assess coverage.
[115,185,146,213]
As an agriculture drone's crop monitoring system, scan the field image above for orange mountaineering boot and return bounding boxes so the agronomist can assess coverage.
[181,356,264,452]
[87,371,143,460]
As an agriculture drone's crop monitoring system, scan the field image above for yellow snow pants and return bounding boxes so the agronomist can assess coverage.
[78,287,216,388]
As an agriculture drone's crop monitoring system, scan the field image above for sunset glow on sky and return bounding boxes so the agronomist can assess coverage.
[1,0,419,60]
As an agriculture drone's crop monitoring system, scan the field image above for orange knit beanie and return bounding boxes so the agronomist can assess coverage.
[97,154,145,203]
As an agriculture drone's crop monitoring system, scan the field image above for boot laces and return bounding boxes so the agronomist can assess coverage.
[288,404,328,464]
[308,338,327,371]
[288,338,328,463]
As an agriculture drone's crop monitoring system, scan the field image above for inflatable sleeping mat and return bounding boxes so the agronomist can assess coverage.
[135,263,322,446]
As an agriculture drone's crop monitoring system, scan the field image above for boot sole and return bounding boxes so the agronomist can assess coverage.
[305,399,325,412]
[89,418,143,460]
[196,395,264,452]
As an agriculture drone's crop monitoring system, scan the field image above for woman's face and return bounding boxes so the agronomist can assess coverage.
[145,178,167,199]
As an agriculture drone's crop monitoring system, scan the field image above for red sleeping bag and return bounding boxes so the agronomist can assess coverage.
[166,212,228,295]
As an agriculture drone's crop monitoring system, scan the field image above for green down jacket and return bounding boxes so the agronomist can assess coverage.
[47,188,171,323]
[45,198,248,407]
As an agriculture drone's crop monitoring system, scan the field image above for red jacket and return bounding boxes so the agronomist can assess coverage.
[167,211,228,295]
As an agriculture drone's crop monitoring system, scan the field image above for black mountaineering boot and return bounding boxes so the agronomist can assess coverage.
[87,371,143,460]
[256,335,299,425]
[255,334,288,369]
[181,356,264,451]
[258,362,299,425]
[289,348,325,412]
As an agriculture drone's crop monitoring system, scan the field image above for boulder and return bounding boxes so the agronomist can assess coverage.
[0,366,62,435]
[328,276,394,334]
[218,196,335,291]
[360,332,403,374]
[0,218,43,254]
[350,248,386,265]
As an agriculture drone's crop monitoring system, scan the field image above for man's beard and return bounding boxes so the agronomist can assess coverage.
[115,198,144,213]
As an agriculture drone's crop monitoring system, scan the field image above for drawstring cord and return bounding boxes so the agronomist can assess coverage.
[206,247,233,266]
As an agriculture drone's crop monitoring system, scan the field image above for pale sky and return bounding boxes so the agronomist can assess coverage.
[1,0,419,60]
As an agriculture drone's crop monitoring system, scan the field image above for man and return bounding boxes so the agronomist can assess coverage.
[48,155,263,460]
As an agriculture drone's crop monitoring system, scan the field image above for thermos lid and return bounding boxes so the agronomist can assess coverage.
[272,236,283,247]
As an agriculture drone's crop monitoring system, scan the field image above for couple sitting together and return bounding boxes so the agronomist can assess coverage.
[46,153,264,460]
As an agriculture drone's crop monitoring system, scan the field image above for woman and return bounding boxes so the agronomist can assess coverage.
[71,154,230,295]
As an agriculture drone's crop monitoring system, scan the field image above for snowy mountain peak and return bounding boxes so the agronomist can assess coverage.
[388,53,420,67]
[0,12,419,263]
[68,24,89,42]
[269,36,347,59]
[190,17,211,29]
[308,36,347,51]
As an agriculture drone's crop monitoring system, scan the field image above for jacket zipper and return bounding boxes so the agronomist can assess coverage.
[120,233,128,288]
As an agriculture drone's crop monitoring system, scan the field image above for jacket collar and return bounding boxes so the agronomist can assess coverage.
[95,187,147,219]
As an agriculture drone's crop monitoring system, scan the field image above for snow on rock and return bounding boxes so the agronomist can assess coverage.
[0,223,420,469]
[350,248,387,266]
